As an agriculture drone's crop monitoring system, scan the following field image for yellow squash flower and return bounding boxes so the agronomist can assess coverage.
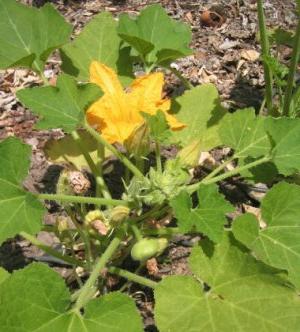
[86,61,185,144]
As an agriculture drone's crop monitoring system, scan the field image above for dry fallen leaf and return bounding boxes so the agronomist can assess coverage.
[241,49,260,62]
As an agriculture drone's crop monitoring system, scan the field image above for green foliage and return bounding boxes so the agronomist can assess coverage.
[0,268,9,285]
[266,117,300,175]
[142,110,171,143]
[154,233,300,332]
[219,108,271,158]
[117,4,192,66]
[172,84,225,147]
[0,263,143,332]
[17,75,102,132]
[44,130,108,170]
[0,138,45,245]
[233,182,300,289]
[2,1,300,330]
[61,12,133,84]
[170,184,234,242]
[0,0,72,72]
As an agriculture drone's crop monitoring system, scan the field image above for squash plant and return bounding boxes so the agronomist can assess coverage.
[1,1,300,331]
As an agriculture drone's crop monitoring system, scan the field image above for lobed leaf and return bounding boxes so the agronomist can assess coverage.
[0,0,72,71]
[219,108,271,158]
[265,117,300,176]
[170,184,234,242]
[0,138,45,245]
[118,4,192,65]
[17,74,102,133]
[233,182,300,289]
[172,84,225,147]
[154,233,300,332]
[0,263,143,332]
[61,12,133,85]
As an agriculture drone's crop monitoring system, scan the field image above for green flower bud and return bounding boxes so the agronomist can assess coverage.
[85,209,104,225]
[56,216,69,233]
[110,206,130,226]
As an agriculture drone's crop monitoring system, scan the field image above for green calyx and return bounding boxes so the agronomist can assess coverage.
[131,238,168,261]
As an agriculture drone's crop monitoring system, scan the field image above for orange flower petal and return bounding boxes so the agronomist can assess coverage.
[90,61,124,96]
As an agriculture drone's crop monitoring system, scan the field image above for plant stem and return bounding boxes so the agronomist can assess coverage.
[283,15,300,116]
[84,123,145,180]
[131,224,143,241]
[108,266,157,289]
[200,157,234,183]
[37,193,127,206]
[71,130,111,199]
[143,227,180,236]
[74,236,122,310]
[65,206,93,268]
[257,0,273,113]
[20,231,85,267]
[155,141,162,173]
[187,156,271,193]
[168,66,193,89]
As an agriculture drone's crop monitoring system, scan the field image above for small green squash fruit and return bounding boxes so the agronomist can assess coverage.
[131,238,168,261]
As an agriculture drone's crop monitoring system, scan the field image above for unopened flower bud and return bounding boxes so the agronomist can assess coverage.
[56,216,69,233]
[110,206,130,225]
[85,209,104,225]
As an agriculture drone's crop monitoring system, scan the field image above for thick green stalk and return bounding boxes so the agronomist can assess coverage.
[257,0,273,113]
[155,141,162,173]
[283,16,300,116]
[20,231,85,267]
[143,227,180,236]
[84,123,145,180]
[187,156,271,193]
[108,266,157,289]
[37,193,127,206]
[168,66,193,90]
[74,236,122,310]
[71,130,111,199]
[201,157,234,183]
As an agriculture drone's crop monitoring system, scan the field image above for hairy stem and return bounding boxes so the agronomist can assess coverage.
[155,141,162,173]
[108,266,157,289]
[74,236,122,310]
[143,227,181,236]
[188,156,271,193]
[168,66,193,90]
[37,193,128,206]
[84,123,145,180]
[20,231,85,267]
[283,15,300,116]
[71,130,111,199]
[257,0,273,113]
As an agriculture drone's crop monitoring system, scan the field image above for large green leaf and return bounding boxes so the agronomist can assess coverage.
[118,4,192,65]
[61,12,133,84]
[44,130,104,170]
[17,74,102,132]
[170,184,234,242]
[0,268,9,285]
[0,263,143,332]
[219,109,271,158]
[233,182,300,289]
[265,117,300,176]
[172,84,225,147]
[154,233,300,332]
[0,0,72,71]
[0,138,45,245]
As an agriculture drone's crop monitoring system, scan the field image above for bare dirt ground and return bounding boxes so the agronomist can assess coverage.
[0,1,297,330]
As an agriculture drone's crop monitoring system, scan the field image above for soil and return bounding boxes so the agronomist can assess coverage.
[0,0,297,330]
